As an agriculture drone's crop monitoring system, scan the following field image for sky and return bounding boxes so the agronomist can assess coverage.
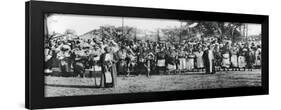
[46,14,261,36]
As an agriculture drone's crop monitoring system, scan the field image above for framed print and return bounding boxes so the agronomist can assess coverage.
[26,1,269,109]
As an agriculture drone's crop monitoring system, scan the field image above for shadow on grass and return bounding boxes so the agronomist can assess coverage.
[168,72,208,75]
[45,84,101,88]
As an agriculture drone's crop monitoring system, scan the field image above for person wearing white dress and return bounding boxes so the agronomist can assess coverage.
[221,43,231,71]
[194,48,204,71]
[230,46,239,71]
[186,50,195,71]
[238,45,247,71]
[178,47,187,73]
[255,46,262,68]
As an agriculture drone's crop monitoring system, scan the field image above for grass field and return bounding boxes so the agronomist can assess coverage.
[45,69,261,97]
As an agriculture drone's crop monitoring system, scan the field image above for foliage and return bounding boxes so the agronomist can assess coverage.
[99,25,136,42]
[179,20,243,42]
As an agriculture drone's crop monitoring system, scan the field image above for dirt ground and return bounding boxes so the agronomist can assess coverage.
[45,69,261,97]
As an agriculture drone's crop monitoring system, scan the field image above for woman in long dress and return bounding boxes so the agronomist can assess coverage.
[57,43,72,76]
[100,46,117,88]
[213,44,222,72]
[156,48,167,74]
[116,47,127,75]
[238,46,247,71]
[88,45,102,86]
[178,47,186,74]
[194,47,204,72]
[221,45,231,71]
[230,46,239,71]
[166,49,177,74]
[72,47,87,77]
[186,49,195,71]
[255,46,262,68]
[246,47,255,71]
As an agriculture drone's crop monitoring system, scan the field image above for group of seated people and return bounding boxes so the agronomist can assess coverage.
[44,36,262,87]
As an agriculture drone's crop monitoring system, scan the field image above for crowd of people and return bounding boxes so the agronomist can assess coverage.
[44,34,262,88]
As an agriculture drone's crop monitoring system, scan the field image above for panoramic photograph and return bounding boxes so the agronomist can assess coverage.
[44,14,262,97]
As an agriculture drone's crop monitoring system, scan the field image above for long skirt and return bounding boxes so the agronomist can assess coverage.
[137,62,146,74]
[73,62,85,76]
[222,54,231,68]
[186,58,194,70]
[167,64,176,70]
[60,59,71,73]
[156,59,166,74]
[238,56,246,68]
[196,57,204,68]
[230,55,238,67]
[178,58,186,70]
[255,56,261,66]
[101,64,117,88]
[117,60,127,74]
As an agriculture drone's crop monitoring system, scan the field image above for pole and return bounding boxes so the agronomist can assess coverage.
[121,17,124,41]
[180,22,182,42]
[246,24,248,41]
[134,28,137,42]
[157,29,160,42]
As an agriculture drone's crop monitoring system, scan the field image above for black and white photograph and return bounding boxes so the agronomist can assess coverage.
[44,13,262,97]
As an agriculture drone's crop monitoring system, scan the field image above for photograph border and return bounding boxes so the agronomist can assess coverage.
[26,1,269,109]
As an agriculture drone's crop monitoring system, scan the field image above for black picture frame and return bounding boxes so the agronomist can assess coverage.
[26,1,269,109]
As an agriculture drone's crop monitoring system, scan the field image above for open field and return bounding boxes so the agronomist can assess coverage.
[45,69,261,97]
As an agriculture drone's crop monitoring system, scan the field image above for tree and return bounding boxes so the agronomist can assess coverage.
[99,25,136,42]
[181,21,243,42]
[161,27,181,42]
[120,26,135,41]
[99,25,120,40]
[64,29,77,35]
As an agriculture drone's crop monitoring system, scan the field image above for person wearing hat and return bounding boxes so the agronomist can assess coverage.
[177,47,187,74]
[99,46,117,88]
[88,44,102,86]
[155,47,167,75]
[72,47,87,77]
[246,47,255,71]
[186,47,195,72]
[194,45,204,72]
[254,45,261,68]
[230,44,239,71]
[238,44,247,71]
[126,46,137,77]
[221,43,231,71]
[116,46,127,75]
[144,52,155,77]
[57,42,71,76]
[166,48,177,74]
[203,44,215,74]
[213,43,222,72]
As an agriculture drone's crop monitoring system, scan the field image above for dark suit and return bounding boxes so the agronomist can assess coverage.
[203,49,216,74]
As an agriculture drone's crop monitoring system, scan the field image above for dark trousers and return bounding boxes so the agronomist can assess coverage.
[204,60,215,74]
